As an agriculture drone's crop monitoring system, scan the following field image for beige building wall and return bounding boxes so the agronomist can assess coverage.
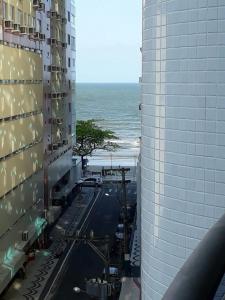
[0,1,44,287]
[0,45,43,198]
[0,0,78,295]
[0,45,42,80]
[0,84,43,118]
[0,114,43,158]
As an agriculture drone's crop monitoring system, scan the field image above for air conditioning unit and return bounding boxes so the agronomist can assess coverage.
[56,14,61,21]
[47,11,57,18]
[38,2,45,11]
[33,32,45,41]
[4,20,14,31]
[49,92,59,99]
[20,26,28,35]
[56,118,63,125]
[12,23,20,34]
[29,27,35,34]
[33,0,39,9]
[39,33,45,41]
[62,42,67,48]
[53,143,58,150]
[47,65,58,72]
[22,230,29,241]
[47,38,57,45]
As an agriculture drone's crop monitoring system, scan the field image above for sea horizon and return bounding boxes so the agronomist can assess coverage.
[76,82,140,85]
[75,82,141,166]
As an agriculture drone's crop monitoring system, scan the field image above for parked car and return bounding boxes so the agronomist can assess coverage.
[102,266,119,277]
[115,223,124,240]
[80,176,103,187]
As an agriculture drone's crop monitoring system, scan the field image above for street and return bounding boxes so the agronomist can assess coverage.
[47,182,137,300]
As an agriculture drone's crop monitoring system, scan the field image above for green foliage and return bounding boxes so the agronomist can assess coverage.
[73,119,120,159]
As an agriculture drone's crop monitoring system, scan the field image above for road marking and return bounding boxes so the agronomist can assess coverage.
[44,190,102,300]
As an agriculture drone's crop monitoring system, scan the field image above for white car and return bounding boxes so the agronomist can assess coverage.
[81,176,103,186]
[90,175,103,184]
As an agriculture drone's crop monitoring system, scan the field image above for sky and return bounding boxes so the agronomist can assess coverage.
[75,0,142,83]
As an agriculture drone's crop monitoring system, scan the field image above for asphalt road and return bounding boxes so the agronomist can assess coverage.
[48,182,136,300]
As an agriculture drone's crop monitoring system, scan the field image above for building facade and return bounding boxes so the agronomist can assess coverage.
[141,1,225,299]
[0,0,76,294]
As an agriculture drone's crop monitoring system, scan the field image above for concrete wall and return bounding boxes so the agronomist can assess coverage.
[141,1,225,299]
[48,150,73,191]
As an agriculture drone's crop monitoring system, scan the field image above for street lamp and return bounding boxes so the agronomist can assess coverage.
[73,286,82,293]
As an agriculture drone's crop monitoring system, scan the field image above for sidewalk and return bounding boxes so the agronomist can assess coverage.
[2,188,96,300]
[119,277,141,300]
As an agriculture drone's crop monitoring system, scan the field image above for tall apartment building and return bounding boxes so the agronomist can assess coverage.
[141,1,225,299]
[0,0,76,294]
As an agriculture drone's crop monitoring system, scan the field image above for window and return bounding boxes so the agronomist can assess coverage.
[68,58,71,68]
[68,34,70,45]
[24,12,27,26]
[28,14,31,27]
[18,9,23,25]
[68,125,72,134]
[10,5,14,21]
[3,2,8,19]
[32,17,36,27]
[71,13,75,25]
[67,11,70,22]
[71,36,75,51]
[68,103,71,113]
[36,19,41,32]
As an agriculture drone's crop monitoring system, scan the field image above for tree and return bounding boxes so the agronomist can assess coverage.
[73,119,120,170]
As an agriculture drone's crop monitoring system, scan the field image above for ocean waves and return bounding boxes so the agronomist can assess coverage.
[76,83,141,166]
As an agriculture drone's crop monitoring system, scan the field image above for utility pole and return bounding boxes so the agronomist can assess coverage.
[121,168,128,256]
[103,167,130,261]
[65,231,115,299]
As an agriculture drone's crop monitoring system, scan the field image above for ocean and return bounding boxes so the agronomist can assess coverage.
[75,83,141,166]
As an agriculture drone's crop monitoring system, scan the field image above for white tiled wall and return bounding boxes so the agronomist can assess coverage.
[141,1,225,299]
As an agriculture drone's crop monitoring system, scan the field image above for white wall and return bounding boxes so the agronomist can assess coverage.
[141,1,225,299]
[48,150,73,191]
